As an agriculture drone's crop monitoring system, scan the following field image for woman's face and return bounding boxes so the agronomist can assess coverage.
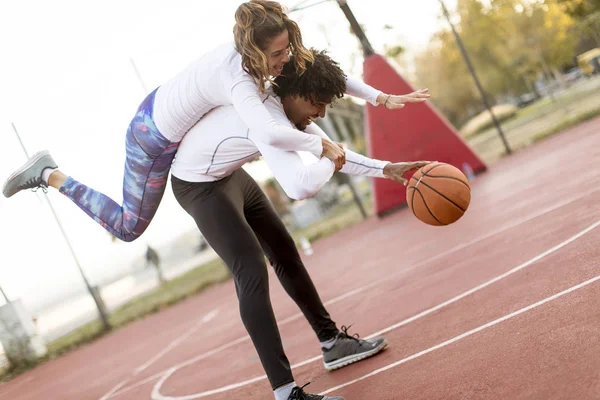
[263,30,291,77]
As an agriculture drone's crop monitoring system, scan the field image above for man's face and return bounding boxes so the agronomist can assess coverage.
[282,95,329,131]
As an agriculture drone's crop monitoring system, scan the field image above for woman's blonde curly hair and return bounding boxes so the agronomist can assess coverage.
[234,0,314,94]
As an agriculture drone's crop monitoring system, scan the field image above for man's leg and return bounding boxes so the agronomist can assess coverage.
[171,174,293,390]
[241,170,339,343]
[240,170,388,371]
[173,172,347,400]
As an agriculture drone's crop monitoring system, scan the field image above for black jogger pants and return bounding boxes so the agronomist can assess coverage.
[171,169,339,389]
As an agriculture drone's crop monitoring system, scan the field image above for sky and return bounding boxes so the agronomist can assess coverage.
[0,0,457,311]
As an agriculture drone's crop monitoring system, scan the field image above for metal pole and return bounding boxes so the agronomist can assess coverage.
[335,0,375,57]
[10,123,111,331]
[130,58,149,95]
[438,0,512,155]
[289,0,331,13]
[319,117,368,219]
[0,286,9,303]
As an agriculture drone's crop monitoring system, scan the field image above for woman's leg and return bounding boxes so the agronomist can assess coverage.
[2,88,177,242]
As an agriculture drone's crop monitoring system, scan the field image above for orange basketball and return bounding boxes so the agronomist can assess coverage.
[406,162,471,226]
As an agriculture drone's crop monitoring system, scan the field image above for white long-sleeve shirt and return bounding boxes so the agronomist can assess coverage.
[153,42,382,158]
[170,92,390,200]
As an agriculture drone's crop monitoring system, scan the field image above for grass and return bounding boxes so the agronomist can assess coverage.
[517,80,599,120]
[532,104,600,143]
[1,258,230,381]
[468,77,600,163]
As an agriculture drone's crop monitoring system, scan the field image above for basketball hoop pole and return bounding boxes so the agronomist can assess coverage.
[438,0,512,155]
[335,0,374,57]
[288,1,374,57]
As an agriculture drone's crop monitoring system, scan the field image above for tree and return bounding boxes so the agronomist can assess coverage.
[413,0,579,127]
[554,0,600,18]
[539,2,578,69]
[553,0,600,47]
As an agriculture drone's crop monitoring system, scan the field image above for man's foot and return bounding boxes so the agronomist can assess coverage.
[288,383,343,400]
[322,325,387,371]
[2,150,57,198]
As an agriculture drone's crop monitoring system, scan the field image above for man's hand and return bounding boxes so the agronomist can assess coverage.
[383,161,433,186]
[321,138,346,171]
[376,89,430,110]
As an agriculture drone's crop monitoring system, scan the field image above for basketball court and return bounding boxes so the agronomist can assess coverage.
[1,118,599,400]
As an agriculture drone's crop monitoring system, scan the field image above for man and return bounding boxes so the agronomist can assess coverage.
[171,49,429,400]
[145,245,166,284]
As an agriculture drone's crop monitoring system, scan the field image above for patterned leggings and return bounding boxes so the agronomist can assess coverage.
[59,88,179,242]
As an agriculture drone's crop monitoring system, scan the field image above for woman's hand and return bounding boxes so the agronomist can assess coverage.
[376,89,430,110]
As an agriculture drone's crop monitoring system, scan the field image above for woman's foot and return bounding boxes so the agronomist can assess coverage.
[2,150,58,197]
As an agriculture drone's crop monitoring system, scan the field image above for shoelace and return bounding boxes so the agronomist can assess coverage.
[340,324,364,345]
[32,186,48,194]
[19,176,47,193]
[289,382,323,400]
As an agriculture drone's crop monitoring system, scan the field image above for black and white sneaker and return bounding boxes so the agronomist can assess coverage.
[322,325,387,371]
[2,150,57,198]
[288,383,343,400]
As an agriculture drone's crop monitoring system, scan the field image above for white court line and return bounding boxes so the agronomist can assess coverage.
[321,274,600,395]
[106,275,386,399]
[148,219,600,399]
[152,368,268,400]
[105,189,600,399]
[365,218,600,339]
[134,310,219,375]
[98,380,129,400]
[98,310,219,400]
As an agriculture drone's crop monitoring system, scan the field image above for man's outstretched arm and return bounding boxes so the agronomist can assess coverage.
[303,123,431,185]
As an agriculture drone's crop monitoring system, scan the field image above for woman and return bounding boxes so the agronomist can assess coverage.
[2,0,429,243]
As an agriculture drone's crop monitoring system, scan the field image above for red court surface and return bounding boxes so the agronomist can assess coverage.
[2,117,600,400]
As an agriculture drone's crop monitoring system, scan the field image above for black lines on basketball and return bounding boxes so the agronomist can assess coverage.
[421,174,470,189]
[408,187,417,218]
[419,180,466,212]
[405,162,471,226]
[422,163,443,175]
[414,187,443,225]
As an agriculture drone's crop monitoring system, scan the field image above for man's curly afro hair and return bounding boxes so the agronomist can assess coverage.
[273,48,347,106]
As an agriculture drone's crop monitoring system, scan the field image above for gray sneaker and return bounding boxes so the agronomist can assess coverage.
[322,325,387,371]
[288,383,343,400]
[3,150,57,198]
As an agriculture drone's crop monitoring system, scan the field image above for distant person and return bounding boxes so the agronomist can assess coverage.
[171,48,430,400]
[145,245,165,284]
[2,0,429,246]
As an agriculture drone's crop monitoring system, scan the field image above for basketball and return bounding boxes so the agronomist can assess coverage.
[406,162,471,226]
